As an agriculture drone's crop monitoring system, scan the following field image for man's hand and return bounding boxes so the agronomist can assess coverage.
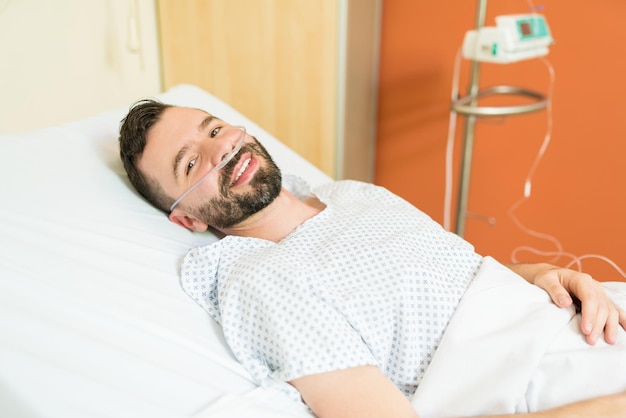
[507,263,626,345]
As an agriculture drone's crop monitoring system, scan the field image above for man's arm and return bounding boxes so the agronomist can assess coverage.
[290,366,419,418]
[290,366,626,418]
[505,262,626,344]
[488,393,626,418]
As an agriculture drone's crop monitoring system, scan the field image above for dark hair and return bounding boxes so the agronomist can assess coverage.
[118,99,173,213]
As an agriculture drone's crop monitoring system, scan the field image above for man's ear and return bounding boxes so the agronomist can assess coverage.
[168,209,209,232]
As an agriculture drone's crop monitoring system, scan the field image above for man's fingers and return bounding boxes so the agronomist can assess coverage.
[603,309,619,345]
[536,276,573,307]
[538,267,625,345]
[580,301,602,344]
[618,306,626,332]
[554,290,573,308]
[577,290,598,335]
[581,297,625,345]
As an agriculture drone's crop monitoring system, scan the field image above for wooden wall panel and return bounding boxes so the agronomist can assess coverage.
[157,0,338,176]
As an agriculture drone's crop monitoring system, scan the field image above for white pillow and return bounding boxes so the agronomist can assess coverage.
[0,84,329,418]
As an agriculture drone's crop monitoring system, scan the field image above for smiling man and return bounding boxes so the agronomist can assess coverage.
[119,99,626,418]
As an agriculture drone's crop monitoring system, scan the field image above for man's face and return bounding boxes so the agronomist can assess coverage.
[138,106,281,230]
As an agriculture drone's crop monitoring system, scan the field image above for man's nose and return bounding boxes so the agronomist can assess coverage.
[207,126,245,167]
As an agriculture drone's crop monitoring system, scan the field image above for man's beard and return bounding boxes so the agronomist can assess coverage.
[191,139,282,229]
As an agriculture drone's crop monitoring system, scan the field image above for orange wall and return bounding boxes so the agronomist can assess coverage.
[375,0,626,281]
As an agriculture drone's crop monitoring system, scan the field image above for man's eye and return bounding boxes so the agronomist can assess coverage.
[210,127,221,138]
[186,158,196,175]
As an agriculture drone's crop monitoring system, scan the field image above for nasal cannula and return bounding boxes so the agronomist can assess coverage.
[169,126,246,212]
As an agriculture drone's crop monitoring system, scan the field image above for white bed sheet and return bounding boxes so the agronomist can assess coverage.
[2,84,625,418]
[0,84,326,418]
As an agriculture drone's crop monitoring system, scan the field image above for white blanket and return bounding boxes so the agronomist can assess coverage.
[412,256,626,417]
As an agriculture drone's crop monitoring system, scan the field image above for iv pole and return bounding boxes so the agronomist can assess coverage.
[454,0,487,237]
[452,0,548,237]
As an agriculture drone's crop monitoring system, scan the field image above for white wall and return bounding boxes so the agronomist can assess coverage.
[0,0,161,133]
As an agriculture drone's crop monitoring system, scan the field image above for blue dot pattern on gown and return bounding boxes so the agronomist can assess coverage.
[181,178,483,401]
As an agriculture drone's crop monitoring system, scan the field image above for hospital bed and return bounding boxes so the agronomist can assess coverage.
[1,84,625,418]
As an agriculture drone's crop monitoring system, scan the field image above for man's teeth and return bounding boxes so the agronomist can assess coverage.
[234,158,251,183]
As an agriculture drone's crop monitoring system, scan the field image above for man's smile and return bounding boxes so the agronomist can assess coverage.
[230,153,256,187]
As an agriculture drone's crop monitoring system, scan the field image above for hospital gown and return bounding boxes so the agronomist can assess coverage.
[180,177,483,400]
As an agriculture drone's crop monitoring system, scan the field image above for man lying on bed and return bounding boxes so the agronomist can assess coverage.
[118,99,626,418]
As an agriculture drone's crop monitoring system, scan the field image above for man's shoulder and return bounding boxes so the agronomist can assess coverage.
[312,179,387,193]
[312,179,399,204]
